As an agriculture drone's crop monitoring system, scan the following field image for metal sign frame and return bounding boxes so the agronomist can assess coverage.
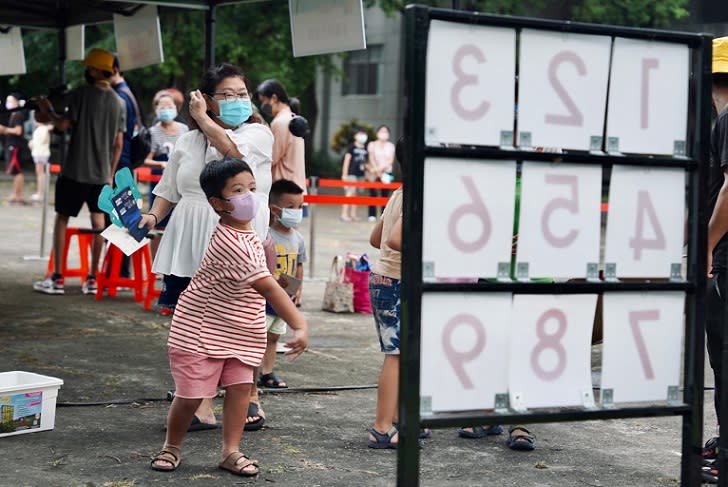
[398,5,712,486]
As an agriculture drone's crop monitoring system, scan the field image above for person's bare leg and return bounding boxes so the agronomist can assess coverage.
[260,331,280,376]
[370,354,399,443]
[35,164,45,197]
[194,397,217,425]
[12,173,24,201]
[53,213,69,275]
[89,212,106,276]
[151,395,201,469]
[221,383,252,458]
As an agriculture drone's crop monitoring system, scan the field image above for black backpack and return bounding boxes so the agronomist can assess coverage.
[117,85,151,169]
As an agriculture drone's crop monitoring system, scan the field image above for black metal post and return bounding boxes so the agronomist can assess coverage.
[680,33,711,487]
[204,3,216,68]
[397,5,428,487]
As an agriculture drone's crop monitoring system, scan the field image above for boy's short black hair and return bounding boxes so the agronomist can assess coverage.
[270,178,304,205]
[199,157,254,200]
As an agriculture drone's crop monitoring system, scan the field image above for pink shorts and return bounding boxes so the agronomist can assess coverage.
[168,347,255,399]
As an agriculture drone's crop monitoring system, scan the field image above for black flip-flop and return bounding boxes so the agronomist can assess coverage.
[458,425,503,439]
[244,402,265,431]
[187,416,217,432]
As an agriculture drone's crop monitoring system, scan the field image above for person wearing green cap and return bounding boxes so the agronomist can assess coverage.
[704,35,728,483]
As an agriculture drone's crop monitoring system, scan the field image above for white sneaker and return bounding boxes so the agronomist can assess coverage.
[81,277,97,295]
[368,216,377,222]
[33,276,64,295]
[30,193,42,202]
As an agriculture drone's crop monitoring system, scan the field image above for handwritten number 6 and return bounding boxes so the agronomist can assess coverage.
[442,314,486,389]
[448,176,492,253]
[451,44,490,121]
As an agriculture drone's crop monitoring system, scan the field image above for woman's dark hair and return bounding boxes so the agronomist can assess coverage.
[199,157,254,200]
[289,97,301,115]
[376,124,390,133]
[188,63,255,130]
[713,73,728,89]
[255,79,290,105]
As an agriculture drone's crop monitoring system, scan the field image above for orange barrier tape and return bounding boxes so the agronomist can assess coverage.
[304,194,390,207]
[314,178,401,190]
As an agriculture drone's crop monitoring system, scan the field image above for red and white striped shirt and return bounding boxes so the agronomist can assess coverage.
[168,223,271,366]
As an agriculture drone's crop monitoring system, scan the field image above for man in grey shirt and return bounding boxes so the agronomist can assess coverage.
[33,48,126,296]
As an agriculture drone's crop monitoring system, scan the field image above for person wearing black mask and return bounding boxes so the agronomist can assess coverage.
[32,48,126,296]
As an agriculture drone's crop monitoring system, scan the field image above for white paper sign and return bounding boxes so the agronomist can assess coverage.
[288,0,366,57]
[113,5,164,70]
[423,158,516,279]
[601,292,684,403]
[516,163,602,278]
[425,21,516,147]
[0,27,26,76]
[518,30,611,150]
[65,25,85,61]
[101,225,150,256]
[421,293,511,412]
[508,294,597,409]
[604,165,685,278]
[606,38,689,155]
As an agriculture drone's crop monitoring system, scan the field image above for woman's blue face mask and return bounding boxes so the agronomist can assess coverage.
[217,99,252,127]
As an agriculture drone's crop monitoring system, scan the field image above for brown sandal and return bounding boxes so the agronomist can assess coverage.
[219,451,260,477]
[150,445,181,471]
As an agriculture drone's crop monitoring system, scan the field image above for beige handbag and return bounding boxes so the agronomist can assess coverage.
[322,256,354,313]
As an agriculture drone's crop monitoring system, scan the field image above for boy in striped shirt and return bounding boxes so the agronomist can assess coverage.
[151,157,308,477]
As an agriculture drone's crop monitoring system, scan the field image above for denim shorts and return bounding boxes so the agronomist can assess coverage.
[369,272,401,354]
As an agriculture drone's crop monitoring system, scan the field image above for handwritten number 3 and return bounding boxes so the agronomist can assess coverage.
[451,44,490,121]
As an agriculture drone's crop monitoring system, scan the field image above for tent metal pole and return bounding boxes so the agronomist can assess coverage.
[205,3,216,68]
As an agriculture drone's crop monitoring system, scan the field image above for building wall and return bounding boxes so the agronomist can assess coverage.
[315,7,402,157]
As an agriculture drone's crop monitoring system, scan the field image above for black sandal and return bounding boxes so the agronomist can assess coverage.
[257,372,288,389]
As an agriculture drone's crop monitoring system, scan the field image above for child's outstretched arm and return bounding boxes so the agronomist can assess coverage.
[253,276,308,359]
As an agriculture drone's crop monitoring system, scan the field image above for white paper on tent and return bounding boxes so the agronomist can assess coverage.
[0,27,26,76]
[113,5,164,70]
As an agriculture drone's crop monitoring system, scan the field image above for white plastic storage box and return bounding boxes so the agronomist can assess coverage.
[0,371,64,438]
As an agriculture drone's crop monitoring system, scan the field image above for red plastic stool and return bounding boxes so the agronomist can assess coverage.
[144,273,162,311]
[96,242,152,302]
[47,227,100,284]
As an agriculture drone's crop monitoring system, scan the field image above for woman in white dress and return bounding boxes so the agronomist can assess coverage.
[138,63,272,432]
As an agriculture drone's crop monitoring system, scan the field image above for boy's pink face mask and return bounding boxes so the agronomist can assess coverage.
[226,192,258,222]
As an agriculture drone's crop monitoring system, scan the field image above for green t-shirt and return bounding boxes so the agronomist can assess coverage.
[63,84,126,185]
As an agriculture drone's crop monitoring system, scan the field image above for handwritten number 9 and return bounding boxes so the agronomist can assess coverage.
[448,176,492,253]
[530,308,568,381]
[442,314,486,389]
[451,44,490,121]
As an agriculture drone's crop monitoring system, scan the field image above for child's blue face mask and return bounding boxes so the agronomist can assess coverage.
[277,208,303,228]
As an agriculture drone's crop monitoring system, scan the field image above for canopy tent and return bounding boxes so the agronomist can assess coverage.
[0,0,265,68]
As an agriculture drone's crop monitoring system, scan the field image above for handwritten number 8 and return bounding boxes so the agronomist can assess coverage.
[530,308,568,381]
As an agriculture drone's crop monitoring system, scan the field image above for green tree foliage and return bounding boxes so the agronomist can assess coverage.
[372,0,688,27]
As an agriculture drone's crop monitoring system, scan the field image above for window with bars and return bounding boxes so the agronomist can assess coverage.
[341,45,383,96]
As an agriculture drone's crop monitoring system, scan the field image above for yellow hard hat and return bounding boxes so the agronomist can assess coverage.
[713,37,728,74]
[84,48,114,73]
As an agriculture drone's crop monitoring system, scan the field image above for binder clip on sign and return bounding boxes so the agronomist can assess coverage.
[97,167,150,242]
